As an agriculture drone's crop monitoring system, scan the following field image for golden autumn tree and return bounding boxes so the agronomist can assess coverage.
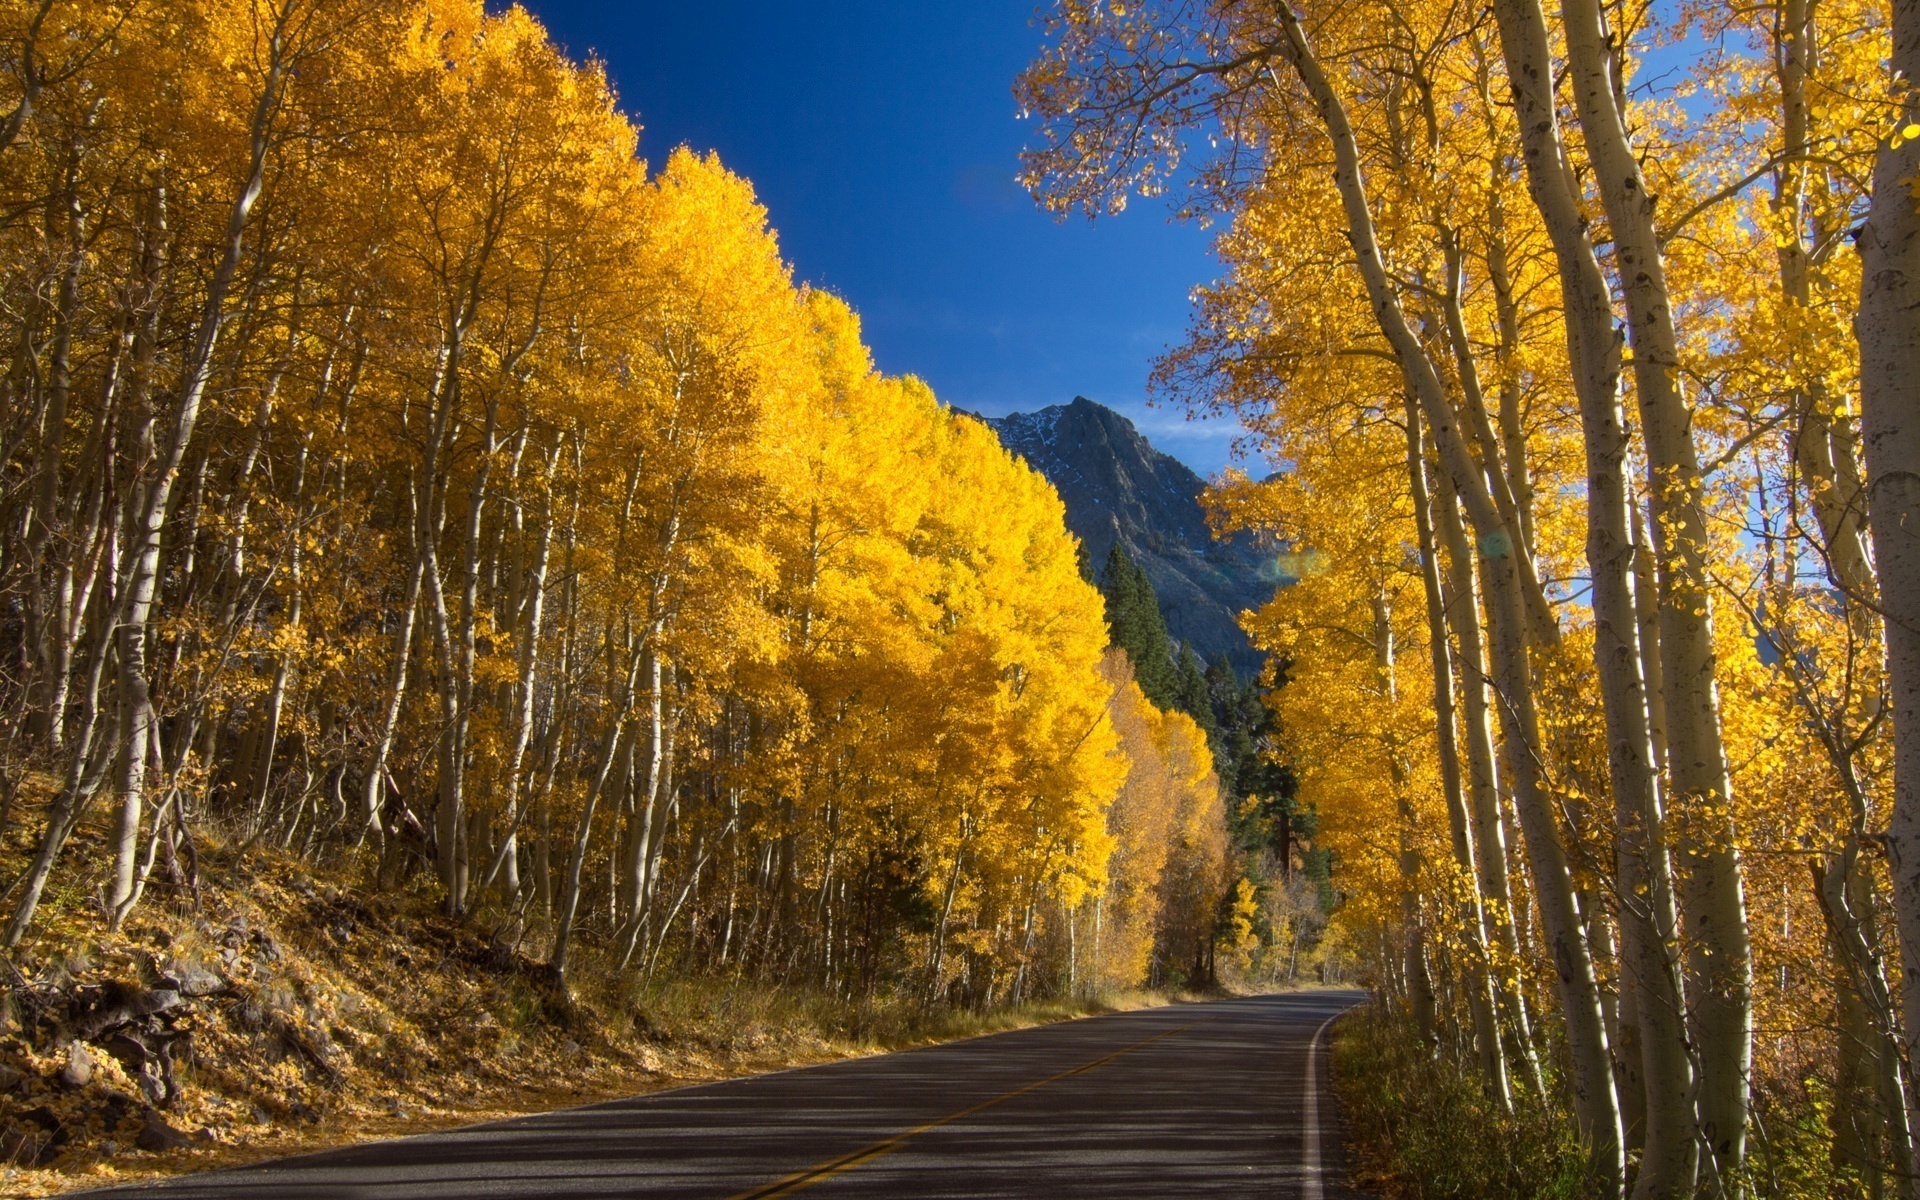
[0,0,1189,1033]
[1021,0,1912,1193]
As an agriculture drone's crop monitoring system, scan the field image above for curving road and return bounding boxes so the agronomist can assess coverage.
[79,989,1368,1200]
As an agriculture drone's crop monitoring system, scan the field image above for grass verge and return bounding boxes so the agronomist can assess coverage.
[1330,1003,1601,1200]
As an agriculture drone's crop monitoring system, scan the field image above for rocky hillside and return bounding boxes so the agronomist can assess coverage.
[980,398,1282,676]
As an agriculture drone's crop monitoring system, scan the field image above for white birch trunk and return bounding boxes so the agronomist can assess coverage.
[1556,0,1753,1168]
[1408,405,1509,1103]
[1860,0,1920,1177]
[1268,13,1622,1186]
[105,6,295,923]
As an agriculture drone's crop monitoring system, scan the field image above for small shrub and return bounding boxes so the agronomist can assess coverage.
[1738,1077,1856,1200]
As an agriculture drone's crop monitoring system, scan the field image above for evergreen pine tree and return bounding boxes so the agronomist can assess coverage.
[1099,542,1177,706]
[1174,643,1215,737]
[1202,658,1268,800]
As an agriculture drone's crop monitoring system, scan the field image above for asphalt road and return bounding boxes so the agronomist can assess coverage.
[79,989,1368,1200]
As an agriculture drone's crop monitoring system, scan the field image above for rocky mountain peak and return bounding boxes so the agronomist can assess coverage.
[977,397,1283,676]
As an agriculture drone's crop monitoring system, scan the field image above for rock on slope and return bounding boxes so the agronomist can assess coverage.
[977,397,1282,677]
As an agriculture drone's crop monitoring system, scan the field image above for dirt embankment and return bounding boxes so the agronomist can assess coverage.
[0,847,853,1197]
[0,834,1185,1197]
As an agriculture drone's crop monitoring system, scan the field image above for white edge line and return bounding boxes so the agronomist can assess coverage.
[1303,1011,1340,1200]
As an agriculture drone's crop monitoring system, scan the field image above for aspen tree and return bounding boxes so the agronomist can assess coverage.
[1476,0,1702,1187]
[1262,13,1622,1183]
[1407,401,1509,1105]
[1547,1,1755,1168]
[0,0,1203,1037]
[1862,4,1920,1185]
[1021,0,1920,1187]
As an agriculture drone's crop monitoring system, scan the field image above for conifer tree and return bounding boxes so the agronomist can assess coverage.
[1099,543,1176,706]
[1174,643,1215,737]
[1203,660,1266,795]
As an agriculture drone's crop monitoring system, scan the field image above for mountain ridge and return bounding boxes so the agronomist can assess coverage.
[971,397,1282,677]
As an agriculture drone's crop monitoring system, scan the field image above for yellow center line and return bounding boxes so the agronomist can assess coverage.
[725,1018,1209,1200]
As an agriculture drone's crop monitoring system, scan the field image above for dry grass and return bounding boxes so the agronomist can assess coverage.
[1330,1004,1600,1200]
[0,788,1194,1196]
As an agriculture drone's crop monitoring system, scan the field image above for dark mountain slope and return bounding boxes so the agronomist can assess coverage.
[977,397,1282,677]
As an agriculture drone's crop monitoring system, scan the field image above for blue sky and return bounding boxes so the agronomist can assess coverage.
[517,1,1247,476]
